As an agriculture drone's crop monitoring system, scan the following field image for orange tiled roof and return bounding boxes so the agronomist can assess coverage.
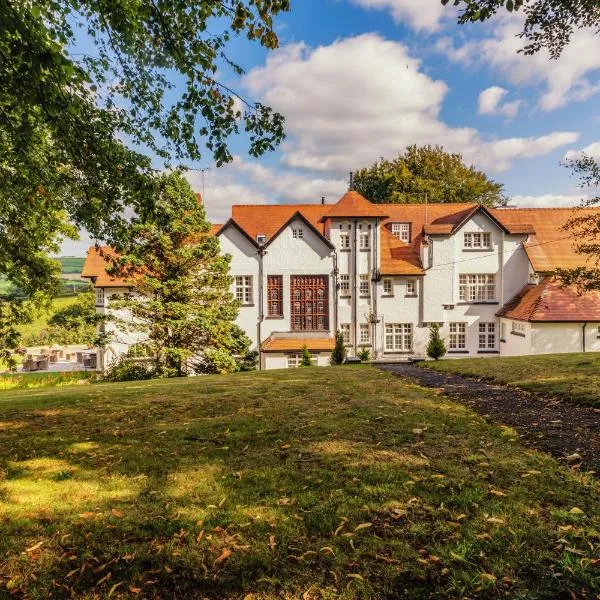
[323,191,389,219]
[81,246,131,288]
[498,278,600,322]
[490,207,599,272]
[262,336,335,352]
[379,227,423,275]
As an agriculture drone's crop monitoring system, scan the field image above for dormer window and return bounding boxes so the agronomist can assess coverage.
[292,228,304,240]
[256,234,266,244]
[391,223,410,243]
[340,233,350,249]
[464,232,491,249]
[360,232,370,250]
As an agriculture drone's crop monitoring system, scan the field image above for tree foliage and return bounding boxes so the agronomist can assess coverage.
[353,145,506,207]
[301,345,313,367]
[426,324,447,360]
[443,0,599,58]
[556,155,600,291]
[110,171,250,377]
[330,331,347,365]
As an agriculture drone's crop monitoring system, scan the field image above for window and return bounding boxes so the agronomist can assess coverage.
[95,287,105,306]
[359,274,370,297]
[383,278,393,295]
[449,322,467,350]
[464,232,492,249]
[360,232,370,250]
[406,280,416,295]
[290,275,328,331]
[479,322,496,349]
[512,321,526,335]
[360,323,370,344]
[292,228,304,240]
[385,323,413,352]
[458,274,496,302]
[340,324,351,345]
[235,276,253,305]
[391,223,410,243]
[501,321,507,341]
[340,233,350,249]
[339,274,350,297]
[267,275,283,317]
[256,234,266,244]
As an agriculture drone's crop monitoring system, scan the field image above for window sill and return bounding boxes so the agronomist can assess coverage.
[500,338,506,343]
[462,248,493,252]
[358,343,371,347]
[265,316,284,320]
[405,294,418,298]
[359,249,370,252]
[510,331,526,338]
[448,350,469,354]
[456,301,499,305]
[477,350,499,354]
[381,294,394,298]
[359,295,371,299]
[340,295,351,299]
[239,303,255,307]
[384,351,412,355]
[340,249,351,253]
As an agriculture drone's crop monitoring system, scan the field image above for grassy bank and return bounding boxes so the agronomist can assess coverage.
[0,371,95,392]
[423,353,600,407]
[0,367,598,598]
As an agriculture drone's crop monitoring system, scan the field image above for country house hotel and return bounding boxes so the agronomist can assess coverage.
[83,190,600,370]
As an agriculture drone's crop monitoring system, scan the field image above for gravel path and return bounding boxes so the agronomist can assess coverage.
[378,362,600,473]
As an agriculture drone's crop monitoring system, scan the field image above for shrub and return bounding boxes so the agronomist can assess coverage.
[194,348,238,374]
[426,324,446,360]
[237,350,258,372]
[330,331,347,365]
[357,347,371,362]
[102,356,156,382]
[301,345,313,367]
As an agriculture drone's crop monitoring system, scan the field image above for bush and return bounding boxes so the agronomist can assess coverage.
[301,345,313,367]
[103,356,156,382]
[194,348,238,374]
[237,350,258,372]
[330,331,347,365]
[357,347,371,362]
[426,324,446,360]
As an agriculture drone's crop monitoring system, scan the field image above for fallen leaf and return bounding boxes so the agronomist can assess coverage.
[347,573,364,581]
[111,509,124,518]
[489,489,506,497]
[25,541,44,553]
[486,517,505,524]
[214,548,232,564]
[480,573,496,583]
[569,507,584,515]
[108,581,125,597]
[354,522,373,532]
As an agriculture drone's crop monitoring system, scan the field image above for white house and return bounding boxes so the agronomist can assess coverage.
[82,190,600,370]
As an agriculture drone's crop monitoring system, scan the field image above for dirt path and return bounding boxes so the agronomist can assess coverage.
[377,363,600,473]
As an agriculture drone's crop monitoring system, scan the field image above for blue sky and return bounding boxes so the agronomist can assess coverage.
[62,0,600,254]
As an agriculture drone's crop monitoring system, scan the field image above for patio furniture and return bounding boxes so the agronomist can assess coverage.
[22,359,37,372]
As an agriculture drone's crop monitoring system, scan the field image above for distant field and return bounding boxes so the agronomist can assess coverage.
[56,256,85,274]
[16,296,79,338]
[424,353,600,407]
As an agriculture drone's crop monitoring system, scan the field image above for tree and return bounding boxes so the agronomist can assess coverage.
[556,154,600,291]
[110,171,250,377]
[426,324,447,360]
[301,345,313,367]
[443,0,599,58]
[353,145,506,207]
[0,1,288,353]
[330,331,347,365]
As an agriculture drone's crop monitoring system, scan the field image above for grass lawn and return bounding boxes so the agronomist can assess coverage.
[16,296,79,339]
[0,371,95,392]
[423,353,600,407]
[0,367,598,598]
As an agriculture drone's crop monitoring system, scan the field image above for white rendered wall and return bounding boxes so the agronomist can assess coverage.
[531,322,600,355]
[499,318,532,356]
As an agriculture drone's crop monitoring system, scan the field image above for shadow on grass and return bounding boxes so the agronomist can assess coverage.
[0,369,599,598]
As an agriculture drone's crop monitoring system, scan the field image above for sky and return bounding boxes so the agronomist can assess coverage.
[62,0,600,255]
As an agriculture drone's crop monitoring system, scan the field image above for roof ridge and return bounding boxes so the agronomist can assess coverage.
[231,203,325,208]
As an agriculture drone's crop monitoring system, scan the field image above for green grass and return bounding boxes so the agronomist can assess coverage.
[56,257,85,274]
[0,371,95,391]
[423,353,600,407]
[16,296,78,339]
[0,367,598,598]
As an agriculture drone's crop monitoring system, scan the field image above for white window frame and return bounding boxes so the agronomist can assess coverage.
[95,287,105,306]
[501,321,507,341]
[288,353,316,368]
[385,323,413,352]
[464,232,492,249]
[339,274,350,297]
[512,321,526,335]
[383,278,393,295]
[449,322,467,350]
[478,322,496,349]
[235,276,253,305]
[292,228,304,240]
[391,223,410,243]
[359,274,370,297]
[360,232,370,250]
[256,234,266,244]
[340,324,351,345]
[359,323,370,345]
[340,233,350,249]
[406,280,416,296]
[459,274,496,302]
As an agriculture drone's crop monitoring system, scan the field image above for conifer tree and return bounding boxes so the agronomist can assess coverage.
[301,345,313,367]
[330,331,347,365]
[427,324,447,360]
[110,171,250,377]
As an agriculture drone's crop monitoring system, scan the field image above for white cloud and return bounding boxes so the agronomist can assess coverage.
[564,141,600,162]
[510,193,588,208]
[349,0,446,32]
[442,15,600,111]
[244,34,578,174]
[478,86,521,119]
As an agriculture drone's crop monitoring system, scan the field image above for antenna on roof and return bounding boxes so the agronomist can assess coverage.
[349,171,354,191]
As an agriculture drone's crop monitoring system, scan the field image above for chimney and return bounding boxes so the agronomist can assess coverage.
[321,196,326,205]
[349,171,354,190]
[195,192,203,206]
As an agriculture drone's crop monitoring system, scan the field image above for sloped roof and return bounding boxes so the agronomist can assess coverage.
[379,228,423,275]
[262,336,335,352]
[81,246,130,288]
[322,191,389,220]
[498,278,600,322]
[490,207,599,272]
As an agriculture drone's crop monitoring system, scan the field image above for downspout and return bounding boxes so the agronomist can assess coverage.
[333,249,339,334]
[353,219,358,356]
[372,219,379,357]
[582,322,587,353]
[258,248,266,370]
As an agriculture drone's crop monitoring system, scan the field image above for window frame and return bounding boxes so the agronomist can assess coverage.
[95,287,105,306]
[290,275,329,332]
[382,278,393,296]
[449,322,467,350]
[458,274,496,302]
[267,275,283,318]
[406,280,417,296]
[384,323,413,353]
[359,323,371,345]
[359,232,370,250]
[339,274,350,297]
[511,321,526,336]
[391,223,411,243]
[339,232,350,250]
[359,274,370,297]
[464,231,492,250]
[292,228,304,240]
[235,275,253,305]
[478,322,496,350]
[340,323,351,345]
